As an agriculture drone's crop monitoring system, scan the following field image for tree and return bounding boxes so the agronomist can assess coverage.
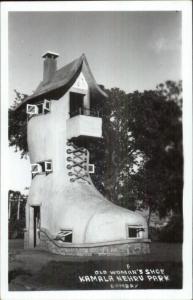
[90,88,143,210]
[91,81,183,229]
[156,80,182,108]
[8,90,28,157]
[127,82,183,226]
[8,190,27,239]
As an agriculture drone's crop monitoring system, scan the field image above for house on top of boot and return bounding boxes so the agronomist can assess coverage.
[15,52,150,256]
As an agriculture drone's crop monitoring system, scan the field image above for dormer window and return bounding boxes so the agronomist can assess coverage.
[69,92,101,118]
[26,99,51,117]
[69,92,84,118]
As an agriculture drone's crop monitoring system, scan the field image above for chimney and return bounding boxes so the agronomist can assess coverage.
[42,51,59,83]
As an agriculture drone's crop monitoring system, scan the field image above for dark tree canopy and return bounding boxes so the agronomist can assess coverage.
[9,91,28,157]
[127,88,183,220]
[91,81,183,220]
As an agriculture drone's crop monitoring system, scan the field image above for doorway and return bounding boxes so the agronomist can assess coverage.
[69,92,84,117]
[33,206,40,247]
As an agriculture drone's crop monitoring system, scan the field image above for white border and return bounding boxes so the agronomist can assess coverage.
[1,1,192,300]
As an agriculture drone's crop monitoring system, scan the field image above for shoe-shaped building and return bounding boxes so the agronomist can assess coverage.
[15,52,150,256]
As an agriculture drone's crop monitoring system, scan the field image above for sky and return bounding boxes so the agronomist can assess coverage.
[8,11,182,192]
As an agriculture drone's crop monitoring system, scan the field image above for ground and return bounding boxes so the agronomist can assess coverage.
[9,239,182,291]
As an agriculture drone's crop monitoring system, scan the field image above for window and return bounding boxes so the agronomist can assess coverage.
[31,163,41,174]
[55,230,72,242]
[88,164,95,174]
[128,226,144,238]
[128,228,138,238]
[26,99,51,116]
[31,160,52,177]
[26,104,38,115]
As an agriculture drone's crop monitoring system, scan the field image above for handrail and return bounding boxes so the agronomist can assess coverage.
[69,107,101,118]
[40,228,70,248]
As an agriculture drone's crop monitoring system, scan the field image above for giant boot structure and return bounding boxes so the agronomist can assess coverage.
[15,52,150,256]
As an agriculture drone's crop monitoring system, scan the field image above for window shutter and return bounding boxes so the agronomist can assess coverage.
[44,161,52,172]
[43,100,51,113]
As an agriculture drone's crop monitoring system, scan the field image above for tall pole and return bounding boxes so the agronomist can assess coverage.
[17,195,21,220]
[8,200,11,220]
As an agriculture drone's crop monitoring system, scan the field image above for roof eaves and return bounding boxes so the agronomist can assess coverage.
[81,54,108,98]
[14,53,107,111]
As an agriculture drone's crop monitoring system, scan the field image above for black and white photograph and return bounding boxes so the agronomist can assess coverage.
[0,1,192,300]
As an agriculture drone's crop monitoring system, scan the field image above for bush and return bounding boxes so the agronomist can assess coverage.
[149,226,160,241]
[158,215,183,243]
[9,219,25,239]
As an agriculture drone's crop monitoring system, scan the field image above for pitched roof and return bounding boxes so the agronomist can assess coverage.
[15,54,107,111]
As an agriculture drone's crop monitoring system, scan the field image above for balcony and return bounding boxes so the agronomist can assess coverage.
[66,108,102,140]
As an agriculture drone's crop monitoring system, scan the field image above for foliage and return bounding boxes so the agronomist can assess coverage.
[158,215,183,243]
[91,88,142,210]
[8,190,27,239]
[127,85,183,220]
[8,91,28,158]
[92,81,183,224]
[148,214,183,243]
[156,80,182,108]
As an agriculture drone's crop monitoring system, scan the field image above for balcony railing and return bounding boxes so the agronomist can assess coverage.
[69,107,101,118]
